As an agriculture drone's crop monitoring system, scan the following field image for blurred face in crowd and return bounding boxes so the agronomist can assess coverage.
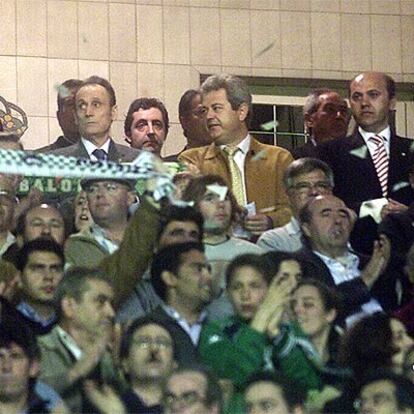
[0,343,38,404]
[165,250,213,309]
[245,381,293,414]
[291,284,335,340]
[74,191,93,232]
[302,195,352,258]
[203,88,248,146]
[390,318,414,370]
[65,278,115,336]
[180,94,212,147]
[305,92,349,143]
[287,169,333,218]
[85,180,134,226]
[350,72,395,134]
[198,186,231,234]
[57,86,80,140]
[158,221,201,247]
[125,323,175,384]
[20,251,63,306]
[75,84,116,143]
[0,180,16,233]
[127,107,166,155]
[164,370,218,414]
[358,380,401,414]
[227,266,268,321]
[24,205,65,245]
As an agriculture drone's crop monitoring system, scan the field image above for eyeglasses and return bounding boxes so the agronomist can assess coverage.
[133,337,172,350]
[85,183,126,195]
[163,390,206,410]
[290,181,332,194]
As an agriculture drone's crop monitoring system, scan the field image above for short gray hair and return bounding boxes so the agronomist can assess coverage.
[201,74,253,125]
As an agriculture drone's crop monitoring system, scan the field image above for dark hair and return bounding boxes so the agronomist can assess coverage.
[57,79,83,109]
[244,371,306,411]
[54,267,113,320]
[124,97,169,137]
[164,363,223,412]
[283,157,334,191]
[340,312,397,379]
[120,316,178,360]
[225,254,272,288]
[179,89,200,137]
[349,72,396,99]
[16,239,64,272]
[151,242,205,300]
[181,174,239,224]
[158,205,204,244]
[0,321,40,361]
[79,76,116,107]
[201,74,253,126]
[357,369,414,411]
[261,251,302,281]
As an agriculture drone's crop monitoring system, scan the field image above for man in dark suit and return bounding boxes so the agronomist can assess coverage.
[292,88,349,159]
[50,76,139,163]
[318,72,414,215]
[36,79,82,152]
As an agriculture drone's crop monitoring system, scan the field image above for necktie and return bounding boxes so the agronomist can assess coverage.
[92,148,107,161]
[369,135,388,197]
[223,146,245,206]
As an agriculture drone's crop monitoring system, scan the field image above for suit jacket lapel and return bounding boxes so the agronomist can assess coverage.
[107,139,121,162]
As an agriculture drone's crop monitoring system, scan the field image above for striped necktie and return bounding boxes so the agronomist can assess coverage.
[222,146,245,206]
[369,135,388,197]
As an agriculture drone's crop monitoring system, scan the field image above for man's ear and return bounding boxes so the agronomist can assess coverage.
[326,308,337,324]
[301,222,311,238]
[127,190,136,206]
[111,105,118,122]
[161,270,177,288]
[304,112,314,131]
[61,297,76,319]
[29,359,40,378]
[237,103,249,123]
[389,97,397,111]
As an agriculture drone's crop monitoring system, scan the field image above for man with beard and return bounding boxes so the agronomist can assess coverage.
[15,239,64,335]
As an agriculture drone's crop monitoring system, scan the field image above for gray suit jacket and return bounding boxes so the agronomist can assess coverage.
[50,138,140,163]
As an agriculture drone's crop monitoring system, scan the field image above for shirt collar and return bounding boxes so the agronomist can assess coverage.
[81,137,111,157]
[56,326,83,360]
[219,133,251,154]
[359,126,391,143]
[162,304,207,325]
[16,301,57,327]
[287,217,301,236]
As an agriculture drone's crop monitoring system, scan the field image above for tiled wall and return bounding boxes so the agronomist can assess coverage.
[0,0,413,154]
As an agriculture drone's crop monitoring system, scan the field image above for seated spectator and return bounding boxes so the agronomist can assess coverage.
[181,174,263,320]
[3,203,66,265]
[243,371,306,414]
[0,175,18,257]
[73,190,93,233]
[84,317,178,414]
[0,322,68,413]
[273,279,348,393]
[64,178,135,268]
[353,370,414,414]
[15,239,64,335]
[37,267,120,413]
[162,364,223,414]
[257,158,334,253]
[198,253,299,389]
[116,204,204,323]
